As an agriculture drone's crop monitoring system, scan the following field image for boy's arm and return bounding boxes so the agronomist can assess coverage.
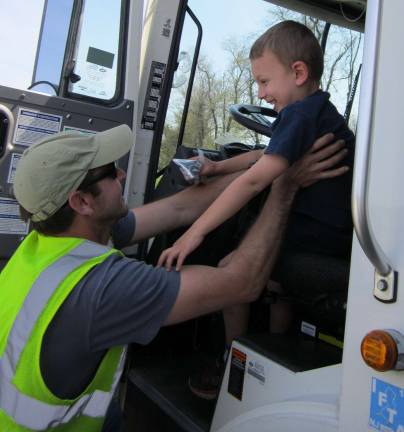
[203,149,264,176]
[158,153,288,270]
[130,133,346,246]
[129,171,243,244]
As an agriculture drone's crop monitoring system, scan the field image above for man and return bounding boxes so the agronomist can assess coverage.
[0,124,347,431]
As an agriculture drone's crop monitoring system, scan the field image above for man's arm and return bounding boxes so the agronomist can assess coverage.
[131,151,265,244]
[158,153,288,270]
[164,174,293,324]
[165,133,349,324]
[130,170,243,244]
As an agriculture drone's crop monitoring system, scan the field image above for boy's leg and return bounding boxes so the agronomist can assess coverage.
[267,280,293,334]
[188,304,250,401]
[222,303,250,347]
[223,281,293,340]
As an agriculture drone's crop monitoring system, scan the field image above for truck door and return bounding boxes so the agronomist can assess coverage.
[340,0,404,430]
[0,0,144,268]
[0,0,193,266]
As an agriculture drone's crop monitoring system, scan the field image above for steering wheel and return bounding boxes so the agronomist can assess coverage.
[229,104,277,137]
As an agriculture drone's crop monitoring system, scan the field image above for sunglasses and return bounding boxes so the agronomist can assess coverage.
[78,162,118,190]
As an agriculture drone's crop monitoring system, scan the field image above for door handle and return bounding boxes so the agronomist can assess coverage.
[352,0,397,303]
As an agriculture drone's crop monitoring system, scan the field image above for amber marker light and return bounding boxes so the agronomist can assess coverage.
[361,330,398,372]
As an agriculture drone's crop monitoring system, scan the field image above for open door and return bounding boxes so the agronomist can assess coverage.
[0,0,144,267]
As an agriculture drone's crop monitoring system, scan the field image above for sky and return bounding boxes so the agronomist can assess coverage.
[186,0,271,73]
[0,0,270,90]
[0,0,45,89]
[185,0,363,122]
[0,0,362,120]
[0,0,122,94]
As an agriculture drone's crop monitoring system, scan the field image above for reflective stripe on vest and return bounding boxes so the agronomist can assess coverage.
[0,240,127,430]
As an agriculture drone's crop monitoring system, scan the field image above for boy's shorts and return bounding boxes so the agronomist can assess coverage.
[281,212,353,260]
[271,212,352,298]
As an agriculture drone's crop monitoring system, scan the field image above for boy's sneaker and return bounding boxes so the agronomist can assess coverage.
[188,355,224,400]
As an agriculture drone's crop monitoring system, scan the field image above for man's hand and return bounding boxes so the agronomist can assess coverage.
[273,133,348,199]
[199,156,217,176]
[157,228,205,271]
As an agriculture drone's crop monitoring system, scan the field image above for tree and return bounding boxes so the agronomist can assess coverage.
[159,3,362,172]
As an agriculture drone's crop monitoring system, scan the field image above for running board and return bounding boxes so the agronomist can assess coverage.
[125,353,215,431]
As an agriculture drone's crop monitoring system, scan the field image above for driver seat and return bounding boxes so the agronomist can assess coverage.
[148,145,350,347]
[270,251,349,345]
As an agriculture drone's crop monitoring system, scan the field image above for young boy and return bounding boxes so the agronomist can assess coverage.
[158,20,355,398]
[158,20,354,270]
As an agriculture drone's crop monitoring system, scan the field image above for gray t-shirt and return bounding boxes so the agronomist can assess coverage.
[41,212,180,398]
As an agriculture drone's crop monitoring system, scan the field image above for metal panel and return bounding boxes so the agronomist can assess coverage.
[0,86,134,259]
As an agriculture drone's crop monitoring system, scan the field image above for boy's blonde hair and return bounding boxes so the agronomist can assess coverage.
[250,20,324,83]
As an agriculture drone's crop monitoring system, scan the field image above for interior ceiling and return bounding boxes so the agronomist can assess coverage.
[266,0,366,31]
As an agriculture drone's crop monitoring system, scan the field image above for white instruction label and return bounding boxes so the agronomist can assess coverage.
[301,321,317,338]
[13,108,62,146]
[247,358,266,385]
[0,197,29,235]
[7,153,22,184]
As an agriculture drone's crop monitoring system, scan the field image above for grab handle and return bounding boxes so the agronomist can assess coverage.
[0,104,14,160]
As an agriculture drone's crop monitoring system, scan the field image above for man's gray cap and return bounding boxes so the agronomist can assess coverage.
[14,124,133,222]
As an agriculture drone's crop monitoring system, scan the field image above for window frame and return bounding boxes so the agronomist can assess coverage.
[62,0,130,106]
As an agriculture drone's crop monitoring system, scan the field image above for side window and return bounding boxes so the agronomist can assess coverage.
[67,0,125,102]
[0,0,126,103]
[32,0,75,95]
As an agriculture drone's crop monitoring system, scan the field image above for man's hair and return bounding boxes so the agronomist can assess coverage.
[20,171,102,236]
[249,20,324,83]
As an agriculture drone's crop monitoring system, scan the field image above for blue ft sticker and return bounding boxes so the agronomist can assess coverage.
[369,377,404,431]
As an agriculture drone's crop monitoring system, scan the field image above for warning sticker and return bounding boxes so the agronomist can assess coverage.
[13,108,62,146]
[7,153,22,184]
[369,377,404,431]
[247,358,266,385]
[228,347,246,401]
[0,198,29,235]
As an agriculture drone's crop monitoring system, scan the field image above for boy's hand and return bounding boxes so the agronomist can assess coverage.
[198,156,217,176]
[187,154,217,176]
[190,156,216,176]
[157,229,205,271]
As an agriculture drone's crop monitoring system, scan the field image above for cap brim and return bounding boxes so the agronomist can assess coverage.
[90,124,133,169]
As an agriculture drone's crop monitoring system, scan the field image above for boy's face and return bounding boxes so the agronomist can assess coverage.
[251,49,301,113]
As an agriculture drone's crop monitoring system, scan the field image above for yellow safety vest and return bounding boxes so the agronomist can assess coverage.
[0,231,126,431]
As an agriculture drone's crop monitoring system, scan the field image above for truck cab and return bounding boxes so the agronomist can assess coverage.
[1,1,403,431]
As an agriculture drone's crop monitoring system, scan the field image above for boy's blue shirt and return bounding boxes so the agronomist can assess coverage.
[264,89,355,230]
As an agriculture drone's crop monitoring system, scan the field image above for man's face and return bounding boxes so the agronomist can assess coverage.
[88,163,128,224]
[251,49,300,113]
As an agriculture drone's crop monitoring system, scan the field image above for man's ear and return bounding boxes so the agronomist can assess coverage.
[291,61,309,86]
[68,190,95,216]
